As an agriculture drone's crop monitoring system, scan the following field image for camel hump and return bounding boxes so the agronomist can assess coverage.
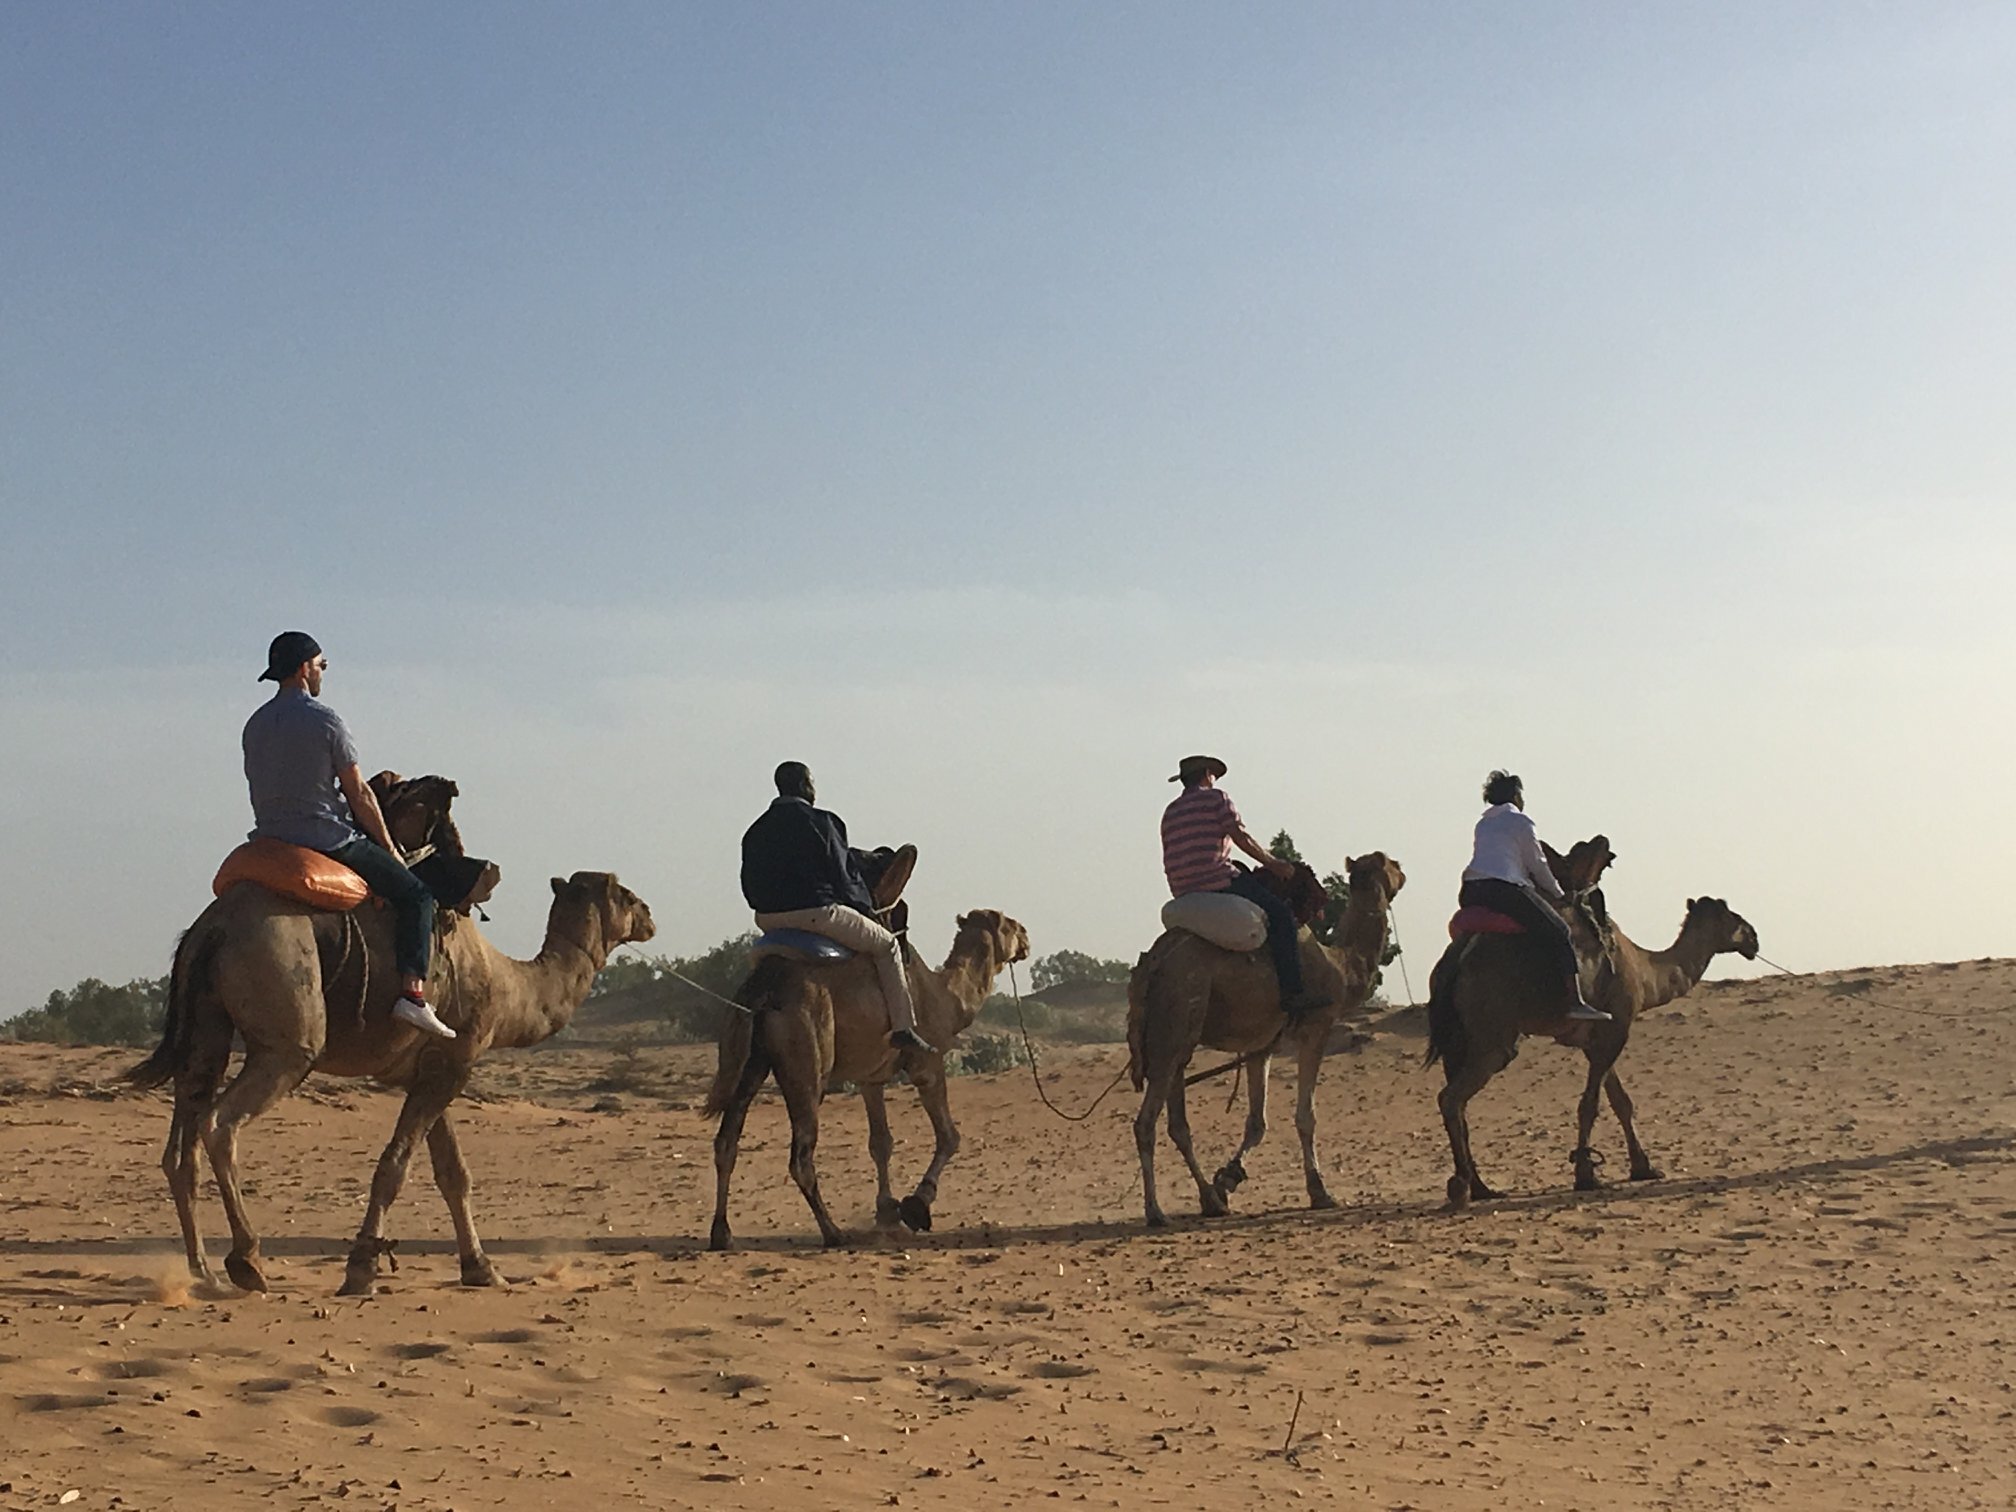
[751,928,857,965]
[1160,892,1267,953]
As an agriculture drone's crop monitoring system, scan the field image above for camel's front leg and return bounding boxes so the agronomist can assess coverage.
[1603,1067,1661,1181]
[426,1111,503,1286]
[164,1036,230,1287]
[201,1043,316,1293]
[340,1066,460,1296]
[1210,1054,1270,1205]
[1292,1029,1337,1210]
[1165,1076,1228,1218]
[1438,1040,1515,1210]
[1571,1037,1628,1192]
[898,1057,961,1233]
[860,1082,901,1227]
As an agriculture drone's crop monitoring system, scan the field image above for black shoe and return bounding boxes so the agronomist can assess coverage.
[889,1027,931,1052]
[1280,989,1328,1019]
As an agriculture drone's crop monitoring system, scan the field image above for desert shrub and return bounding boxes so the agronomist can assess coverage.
[5,976,169,1046]
[944,1033,1029,1078]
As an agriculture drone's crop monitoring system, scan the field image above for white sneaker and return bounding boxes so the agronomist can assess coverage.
[392,995,457,1039]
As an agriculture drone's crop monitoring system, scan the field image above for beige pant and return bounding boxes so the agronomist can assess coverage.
[755,905,917,1034]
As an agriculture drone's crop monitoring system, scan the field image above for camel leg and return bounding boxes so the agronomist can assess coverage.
[1604,1067,1662,1182]
[200,1045,315,1293]
[338,1071,460,1296]
[777,1068,844,1248]
[1293,1032,1337,1210]
[1165,1077,1228,1219]
[163,1039,229,1286]
[426,1113,502,1287]
[1210,1056,1269,1203]
[861,1083,901,1228]
[1438,1044,1514,1210]
[1134,1076,1172,1228]
[899,1058,960,1233]
[708,1038,772,1252]
[1571,1039,1628,1192]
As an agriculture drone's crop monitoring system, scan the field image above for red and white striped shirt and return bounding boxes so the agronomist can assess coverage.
[1162,786,1240,896]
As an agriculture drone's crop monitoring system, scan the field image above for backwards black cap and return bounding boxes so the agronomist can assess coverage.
[258,631,323,683]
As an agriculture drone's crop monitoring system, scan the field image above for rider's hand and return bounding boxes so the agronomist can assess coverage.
[1264,855,1294,877]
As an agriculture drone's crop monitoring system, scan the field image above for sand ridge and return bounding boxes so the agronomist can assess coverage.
[2,959,2014,1509]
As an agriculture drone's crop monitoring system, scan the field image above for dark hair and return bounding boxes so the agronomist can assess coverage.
[1482,770,1523,806]
[774,761,813,798]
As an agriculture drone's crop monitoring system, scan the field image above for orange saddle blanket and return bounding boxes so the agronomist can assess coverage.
[213,839,370,911]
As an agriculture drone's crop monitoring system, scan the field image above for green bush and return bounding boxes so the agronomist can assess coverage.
[5,976,169,1046]
[945,1032,1029,1078]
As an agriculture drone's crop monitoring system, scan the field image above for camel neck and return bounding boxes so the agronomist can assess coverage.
[486,911,605,1049]
[1635,922,1719,1009]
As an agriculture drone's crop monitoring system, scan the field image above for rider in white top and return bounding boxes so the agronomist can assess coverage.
[1458,771,1610,1022]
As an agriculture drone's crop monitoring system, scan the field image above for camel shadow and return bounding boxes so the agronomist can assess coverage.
[3,1130,2006,1278]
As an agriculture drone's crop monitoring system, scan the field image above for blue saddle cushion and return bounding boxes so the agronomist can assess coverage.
[752,928,856,962]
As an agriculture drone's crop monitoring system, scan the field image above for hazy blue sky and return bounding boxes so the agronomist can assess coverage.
[4,3,2012,1011]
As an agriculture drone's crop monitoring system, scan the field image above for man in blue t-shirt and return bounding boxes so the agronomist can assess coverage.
[242,631,455,1039]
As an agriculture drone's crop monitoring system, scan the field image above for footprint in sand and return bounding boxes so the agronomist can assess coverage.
[1177,1356,1268,1376]
[20,1392,114,1412]
[82,1357,176,1381]
[1026,1360,1095,1379]
[323,1405,380,1428]
[239,1377,296,1395]
[732,1314,788,1328]
[932,1375,1021,1401]
[474,1328,544,1346]
[390,1341,455,1361]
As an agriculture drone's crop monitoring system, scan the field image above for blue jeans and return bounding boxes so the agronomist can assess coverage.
[1224,871,1304,996]
[327,837,435,983]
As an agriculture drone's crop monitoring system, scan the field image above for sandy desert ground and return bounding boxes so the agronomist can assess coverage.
[3,958,2015,1511]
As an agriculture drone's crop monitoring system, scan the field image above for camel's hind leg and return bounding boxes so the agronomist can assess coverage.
[860,1083,901,1228]
[1210,1056,1270,1206]
[1438,1040,1515,1210]
[339,1064,463,1296]
[201,1044,316,1293]
[898,1057,961,1233]
[709,1037,772,1252]
[1133,1077,1172,1228]
[1292,1031,1338,1210]
[777,1071,844,1247]
[163,1029,231,1286]
[426,1113,503,1286]
[1165,1078,1228,1219]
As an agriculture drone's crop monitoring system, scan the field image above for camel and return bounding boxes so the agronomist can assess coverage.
[127,871,656,1295]
[703,907,1030,1250]
[1126,854,1406,1228]
[1425,839,1758,1208]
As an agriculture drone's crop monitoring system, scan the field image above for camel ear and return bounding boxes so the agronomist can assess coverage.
[552,877,567,897]
[1386,858,1406,893]
[955,912,971,931]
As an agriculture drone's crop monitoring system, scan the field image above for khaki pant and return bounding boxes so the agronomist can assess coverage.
[754,905,917,1035]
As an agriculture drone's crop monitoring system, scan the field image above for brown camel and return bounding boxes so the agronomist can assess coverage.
[704,908,1030,1250]
[1425,840,1758,1208]
[1126,853,1406,1228]
[127,872,655,1295]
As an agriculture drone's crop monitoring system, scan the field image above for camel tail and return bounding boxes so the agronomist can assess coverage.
[1125,953,1151,1091]
[126,925,218,1089]
[1423,971,1466,1076]
[701,956,788,1118]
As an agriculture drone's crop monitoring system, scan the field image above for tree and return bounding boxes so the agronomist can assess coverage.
[5,976,170,1046]
[1268,830,1302,863]
[1029,950,1131,992]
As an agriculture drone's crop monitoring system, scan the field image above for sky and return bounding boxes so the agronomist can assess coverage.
[3,3,2013,1013]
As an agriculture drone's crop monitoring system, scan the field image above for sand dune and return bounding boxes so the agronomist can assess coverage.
[3,958,2014,1509]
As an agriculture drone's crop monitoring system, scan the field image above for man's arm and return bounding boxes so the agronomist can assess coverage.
[339,763,405,859]
[1229,824,1293,876]
[1517,819,1565,901]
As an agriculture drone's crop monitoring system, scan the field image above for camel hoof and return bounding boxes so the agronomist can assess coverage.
[1445,1175,1472,1211]
[1307,1189,1338,1212]
[1629,1166,1664,1183]
[1199,1190,1230,1219]
[1212,1160,1247,1195]
[224,1251,269,1293]
[1574,1168,1602,1192]
[875,1197,904,1228]
[1469,1181,1503,1202]
[460,1256,504,1288]
[1144,1209,1168,1230]
[708,1221,733,1253]
[335,1273,376,1298]
[898,1195,933,1233]
[821,1229,851,1249]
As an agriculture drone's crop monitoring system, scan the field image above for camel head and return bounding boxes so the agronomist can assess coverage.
[1344,852,1406,903]
[369,770,463,855]
[954,908,1031,969]
[1683,896,1759,961]
[548,871,657,961]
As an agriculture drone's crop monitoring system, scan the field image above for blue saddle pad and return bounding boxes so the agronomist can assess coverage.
[751,928,856,963]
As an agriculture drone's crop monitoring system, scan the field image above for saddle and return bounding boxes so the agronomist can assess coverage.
[1447,905,1526,940]
[369,771,500,916]
[749,843,917,965]
[214,838,370,910]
